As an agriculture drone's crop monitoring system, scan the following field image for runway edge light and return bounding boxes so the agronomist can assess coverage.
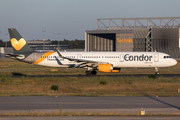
[141,108,145,115]
[178,88,180,93]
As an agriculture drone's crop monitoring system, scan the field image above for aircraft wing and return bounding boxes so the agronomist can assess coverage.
[63,57,107,64]
[56,49,108,64]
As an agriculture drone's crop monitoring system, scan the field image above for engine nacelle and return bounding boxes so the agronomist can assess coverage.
[98,64,121,73]
[112,68,121,73]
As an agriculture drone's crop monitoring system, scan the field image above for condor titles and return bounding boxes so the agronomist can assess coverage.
[124,54,153,61]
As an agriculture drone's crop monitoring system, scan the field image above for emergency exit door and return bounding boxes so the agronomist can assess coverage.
[77,54,81,59]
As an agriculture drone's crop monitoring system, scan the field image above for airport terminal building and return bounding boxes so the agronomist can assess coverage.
[85,17,180,58]
[27,41,68,50]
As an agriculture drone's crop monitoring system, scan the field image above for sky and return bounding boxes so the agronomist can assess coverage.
[0,0,180,41]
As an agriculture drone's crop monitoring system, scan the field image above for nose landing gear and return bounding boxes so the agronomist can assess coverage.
[155,67,159,75]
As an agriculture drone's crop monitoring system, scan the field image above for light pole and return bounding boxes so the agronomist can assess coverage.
[42,30,46,50]
[5,34,8,48]
[57,33,60,49]
[0,31,2,41]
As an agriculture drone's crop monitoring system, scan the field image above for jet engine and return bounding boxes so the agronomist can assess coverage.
[98,64,121,73]
[112,68,121,73]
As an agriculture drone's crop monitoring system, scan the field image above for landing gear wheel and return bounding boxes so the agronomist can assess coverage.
[155,67,159,75]
[155,71,159,75]
[85,70,97,75]
[155,72,159,75]
[91,70,97,75]
[85,70,91,75]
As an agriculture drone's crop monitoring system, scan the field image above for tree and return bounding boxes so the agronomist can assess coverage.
[0,40,12,47]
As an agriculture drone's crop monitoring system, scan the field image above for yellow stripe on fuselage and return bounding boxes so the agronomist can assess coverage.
[33,51,55,64]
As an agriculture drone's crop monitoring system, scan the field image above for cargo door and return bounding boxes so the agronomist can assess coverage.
[120,54,124,62]
[154,53,159,62]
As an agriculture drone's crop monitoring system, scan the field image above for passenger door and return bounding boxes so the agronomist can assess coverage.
[154,53,159,62]
[120,54,124,62]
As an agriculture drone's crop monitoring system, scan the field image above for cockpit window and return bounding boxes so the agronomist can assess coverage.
[164,56,171,58]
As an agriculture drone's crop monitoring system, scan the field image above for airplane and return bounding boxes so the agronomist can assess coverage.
[6,28,177,75]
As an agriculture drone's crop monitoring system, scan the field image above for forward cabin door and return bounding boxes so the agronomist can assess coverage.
[154,53,159,62]
[120,54,124,62]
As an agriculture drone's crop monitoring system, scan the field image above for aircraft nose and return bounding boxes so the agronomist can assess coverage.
[172,59,177,66]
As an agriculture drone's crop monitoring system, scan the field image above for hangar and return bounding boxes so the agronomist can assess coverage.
[85,17,180,58]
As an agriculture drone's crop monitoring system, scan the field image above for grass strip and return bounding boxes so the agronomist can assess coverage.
[0,75,180,97]
[0,112,180,116]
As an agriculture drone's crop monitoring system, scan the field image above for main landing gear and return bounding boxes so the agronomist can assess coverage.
[155,67,159,75]
[85,69,97,75]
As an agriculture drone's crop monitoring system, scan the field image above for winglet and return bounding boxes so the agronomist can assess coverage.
[56,48,63,58]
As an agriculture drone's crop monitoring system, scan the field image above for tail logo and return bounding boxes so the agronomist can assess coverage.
[11,38,26,51]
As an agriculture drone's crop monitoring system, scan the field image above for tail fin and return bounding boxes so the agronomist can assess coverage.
[8,28,34,55]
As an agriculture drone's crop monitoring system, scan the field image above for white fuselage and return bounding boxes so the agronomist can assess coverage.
[35,51,177,68]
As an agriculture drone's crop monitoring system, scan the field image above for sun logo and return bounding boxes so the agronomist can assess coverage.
[11,38,26,51]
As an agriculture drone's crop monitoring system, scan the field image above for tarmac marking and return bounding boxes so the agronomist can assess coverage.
[93,118,109,120]
[58,118,77,120]
[124,118,141,119]
[25,118,43,120]
[155,118,171,119]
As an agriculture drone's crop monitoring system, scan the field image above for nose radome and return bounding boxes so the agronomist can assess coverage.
[172,59,177,66]
[174,59,177,65]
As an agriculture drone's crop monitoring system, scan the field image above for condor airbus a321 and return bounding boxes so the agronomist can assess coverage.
[6,28,177,75]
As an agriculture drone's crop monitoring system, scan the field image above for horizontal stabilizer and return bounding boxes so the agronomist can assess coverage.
[5,54,21,57]
[5,54,25,60]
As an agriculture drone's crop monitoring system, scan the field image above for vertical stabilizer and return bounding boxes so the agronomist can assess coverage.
[8,28,34,55]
